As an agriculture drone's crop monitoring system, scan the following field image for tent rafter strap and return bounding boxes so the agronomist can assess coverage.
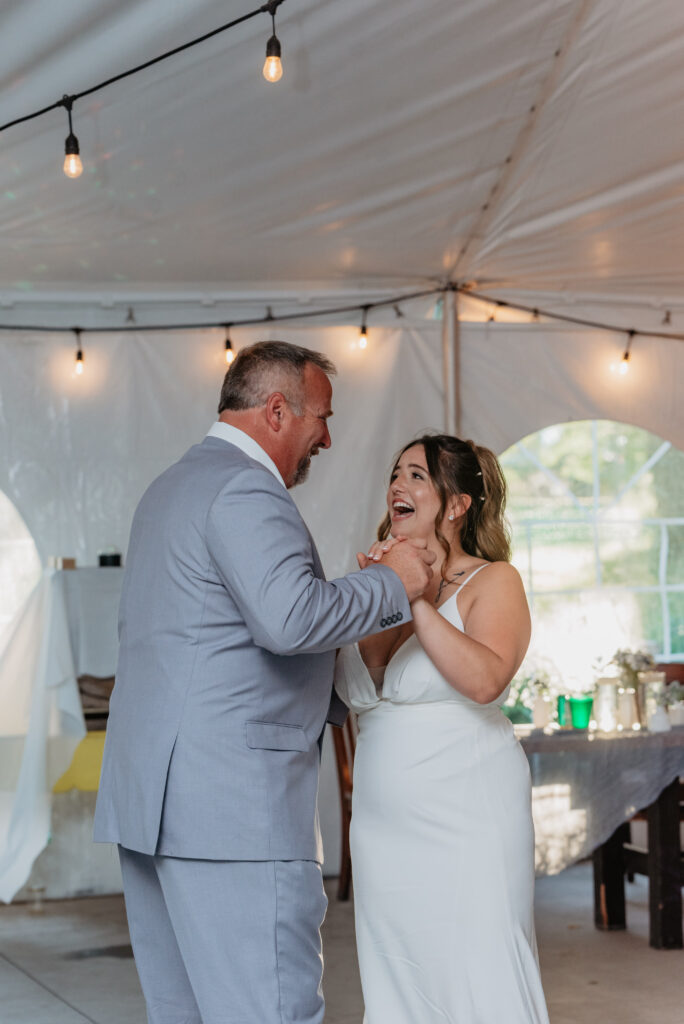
[450,0,595,280]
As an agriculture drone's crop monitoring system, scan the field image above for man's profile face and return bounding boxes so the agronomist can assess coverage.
[282,363,333,487]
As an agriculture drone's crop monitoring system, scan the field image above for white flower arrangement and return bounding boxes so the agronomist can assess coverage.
[611,648,656,675]
[657,681,684,707]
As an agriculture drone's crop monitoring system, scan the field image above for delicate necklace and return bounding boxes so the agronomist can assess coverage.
[434,570,466,604]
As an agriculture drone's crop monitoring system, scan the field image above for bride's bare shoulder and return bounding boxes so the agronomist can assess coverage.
[476,561,526,593]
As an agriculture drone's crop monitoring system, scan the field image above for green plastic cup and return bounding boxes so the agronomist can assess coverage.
[557,694,568,726]
[569,695,594,729]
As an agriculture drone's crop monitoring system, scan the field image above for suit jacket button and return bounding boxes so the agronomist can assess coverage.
[380,617,387,628]
[391,614,397,624]
[397,612,403,621]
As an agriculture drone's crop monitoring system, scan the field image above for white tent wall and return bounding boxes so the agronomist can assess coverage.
[6,320,681,573]
[0,323,445,570]
[459,323,684,453]
[1,320,682,887]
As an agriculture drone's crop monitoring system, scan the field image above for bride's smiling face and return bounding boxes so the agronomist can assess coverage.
[386,445,443,540]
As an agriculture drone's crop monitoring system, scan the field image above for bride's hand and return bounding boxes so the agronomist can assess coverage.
[357,536,406,569]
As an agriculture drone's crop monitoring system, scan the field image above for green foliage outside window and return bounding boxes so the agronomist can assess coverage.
[500,420,684,700]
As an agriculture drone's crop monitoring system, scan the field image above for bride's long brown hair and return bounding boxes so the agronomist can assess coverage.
[377,434,511,575]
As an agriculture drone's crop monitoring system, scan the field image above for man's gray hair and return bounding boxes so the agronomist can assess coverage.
[218,340,337,415]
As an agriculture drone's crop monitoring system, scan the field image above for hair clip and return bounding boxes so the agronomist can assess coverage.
[476,471,482,476]
[479,495,485,501]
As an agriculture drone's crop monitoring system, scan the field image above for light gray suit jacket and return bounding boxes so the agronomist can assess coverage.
[94,435,410,862]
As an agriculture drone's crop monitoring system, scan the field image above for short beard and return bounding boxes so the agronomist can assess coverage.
[291,455,312,487]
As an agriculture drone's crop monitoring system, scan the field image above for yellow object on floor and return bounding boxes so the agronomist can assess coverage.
[53,731,106,792]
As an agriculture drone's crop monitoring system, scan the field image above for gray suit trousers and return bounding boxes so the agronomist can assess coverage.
[119,847,328,1024]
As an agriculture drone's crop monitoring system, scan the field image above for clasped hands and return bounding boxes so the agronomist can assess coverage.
[356,536,435,603]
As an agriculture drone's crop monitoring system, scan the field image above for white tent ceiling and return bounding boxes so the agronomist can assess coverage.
[3,0,684,331]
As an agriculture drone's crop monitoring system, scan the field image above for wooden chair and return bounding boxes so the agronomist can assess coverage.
[624,667,684,896]
[331,714,357,900]
[594,777,684,948]
[77,674,115,731]
[595,665,684,947]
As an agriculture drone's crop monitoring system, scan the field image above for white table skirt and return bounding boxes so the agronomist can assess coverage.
[0,568,122,902]
[59,567,123,678]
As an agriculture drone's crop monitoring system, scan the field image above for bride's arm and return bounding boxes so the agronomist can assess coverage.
[410,562,531,704]
[358,624,404,668]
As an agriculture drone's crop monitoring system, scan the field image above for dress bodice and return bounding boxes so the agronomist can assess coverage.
[334,565,511,712]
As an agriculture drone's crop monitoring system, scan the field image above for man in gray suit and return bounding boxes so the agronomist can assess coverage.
[94,340,433,1024]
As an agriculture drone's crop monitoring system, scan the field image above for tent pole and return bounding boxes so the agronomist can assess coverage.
[442,289,461,435]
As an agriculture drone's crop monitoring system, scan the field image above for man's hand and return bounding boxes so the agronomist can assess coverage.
[357,536,435,602]
[356,535,405,570]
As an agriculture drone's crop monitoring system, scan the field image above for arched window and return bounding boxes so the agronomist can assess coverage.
[500,420,684,691]
[0,491,41,644]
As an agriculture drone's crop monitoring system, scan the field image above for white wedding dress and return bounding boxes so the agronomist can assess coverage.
[334,566,549,1024]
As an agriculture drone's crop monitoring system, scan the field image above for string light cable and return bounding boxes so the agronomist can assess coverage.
[0,287,443,335]
[1,285,684,366]
[459,286,684,344]
[0,1,287,149]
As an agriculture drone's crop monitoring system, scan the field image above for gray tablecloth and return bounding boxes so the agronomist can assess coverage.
[518,728,684,875]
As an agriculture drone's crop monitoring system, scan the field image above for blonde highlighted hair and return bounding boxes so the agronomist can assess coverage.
[378,434,511,571]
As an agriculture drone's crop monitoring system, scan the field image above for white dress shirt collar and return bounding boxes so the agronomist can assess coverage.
[206,421,286,489]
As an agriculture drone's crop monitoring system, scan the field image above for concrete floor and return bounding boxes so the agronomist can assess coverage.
[0,864,681,1023]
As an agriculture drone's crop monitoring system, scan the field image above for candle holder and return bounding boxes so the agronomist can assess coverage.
[637,670,666,728]
[594,677,619,733]
[617,687,641,731]
[26,885,46,914]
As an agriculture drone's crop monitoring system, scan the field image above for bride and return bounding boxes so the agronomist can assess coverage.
[335,434,549,1024]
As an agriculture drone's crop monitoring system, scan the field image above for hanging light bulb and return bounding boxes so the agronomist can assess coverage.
[613,330,634,376]
[74,329,84,375]
[359,307,369,349]
[62,95,83,179]
[224,327,235,365]
[64,139,82,179]
[262,6,283,82]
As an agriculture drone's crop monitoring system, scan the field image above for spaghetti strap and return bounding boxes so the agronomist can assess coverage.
[455,563,490,594]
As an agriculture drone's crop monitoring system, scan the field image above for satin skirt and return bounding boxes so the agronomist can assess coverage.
[350,700,549,1024]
